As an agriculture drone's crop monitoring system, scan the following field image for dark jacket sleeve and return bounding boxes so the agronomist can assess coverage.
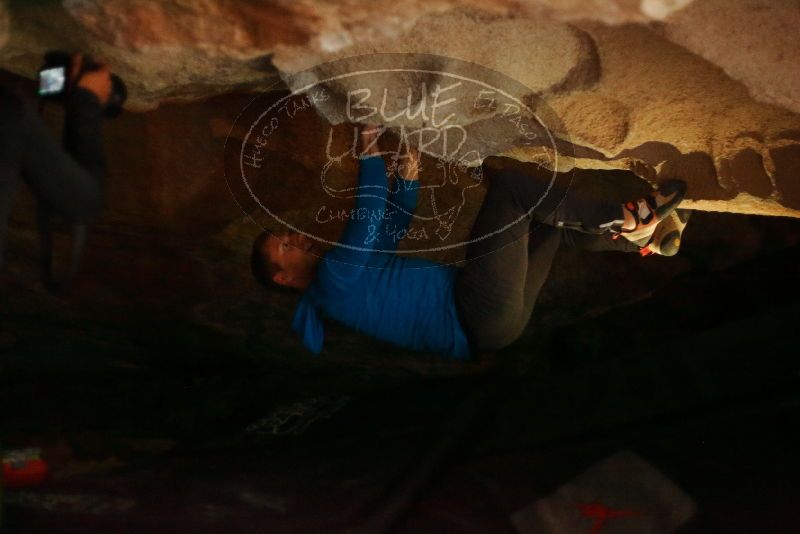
[63,88,107,183]
[19,88,106,222]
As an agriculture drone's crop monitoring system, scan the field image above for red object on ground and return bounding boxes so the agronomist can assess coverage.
[578,502,640,534]
[2,449,50,489]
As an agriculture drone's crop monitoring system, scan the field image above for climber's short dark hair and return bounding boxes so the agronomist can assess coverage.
[251,230,278,289]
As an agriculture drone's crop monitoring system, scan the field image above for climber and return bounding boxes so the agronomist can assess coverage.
[251,123,686,358]
[0,53,110,270]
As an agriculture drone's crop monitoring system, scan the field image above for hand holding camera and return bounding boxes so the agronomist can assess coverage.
[38,50,127,116]
[72,54,112,105]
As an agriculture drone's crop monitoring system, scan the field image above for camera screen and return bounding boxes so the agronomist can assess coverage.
[39,66,66,96]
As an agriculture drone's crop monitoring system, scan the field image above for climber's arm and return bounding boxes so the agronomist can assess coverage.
[325,125,391,267]
[379,146,420,252]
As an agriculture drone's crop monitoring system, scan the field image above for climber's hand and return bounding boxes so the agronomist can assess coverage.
[71,53,112,105]
[398,145,420,181]
[359,123,383,156]
[631,160,657,182]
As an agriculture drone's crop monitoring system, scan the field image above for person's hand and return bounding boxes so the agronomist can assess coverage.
[631,160,657,182]
[359,123,383,156]
[71,53,112,105]
[399,145,420,181]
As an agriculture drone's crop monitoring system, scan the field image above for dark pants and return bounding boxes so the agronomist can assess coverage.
[0,87,105,268]
[454,157,643,353]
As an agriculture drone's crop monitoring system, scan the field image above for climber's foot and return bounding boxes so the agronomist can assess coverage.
[617,180,687,242]
[639,208,692,257]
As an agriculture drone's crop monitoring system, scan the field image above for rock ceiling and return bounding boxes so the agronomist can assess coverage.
[1,0,798,216]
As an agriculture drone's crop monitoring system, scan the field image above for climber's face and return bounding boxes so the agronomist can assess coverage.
[264,232,320,289]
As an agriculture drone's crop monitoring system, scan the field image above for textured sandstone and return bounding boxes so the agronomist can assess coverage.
[662,0,800,115]
[272,7,800,215]
[0,1,8,50]
[0,0,798,218]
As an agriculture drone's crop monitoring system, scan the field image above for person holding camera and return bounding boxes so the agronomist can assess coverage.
[0,53,112,269]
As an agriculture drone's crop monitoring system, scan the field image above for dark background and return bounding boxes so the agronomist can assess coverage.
[2,204,798,532]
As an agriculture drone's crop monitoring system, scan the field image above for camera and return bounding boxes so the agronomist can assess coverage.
[38,50,127,117]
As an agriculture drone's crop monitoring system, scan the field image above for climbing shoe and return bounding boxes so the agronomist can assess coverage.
[612,179,687,243]
[639,208,691,257]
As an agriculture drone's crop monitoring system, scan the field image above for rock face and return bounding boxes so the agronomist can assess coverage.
[0,0,799,218]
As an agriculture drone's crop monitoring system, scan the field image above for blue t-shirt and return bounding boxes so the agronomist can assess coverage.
[292,156,471,359]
